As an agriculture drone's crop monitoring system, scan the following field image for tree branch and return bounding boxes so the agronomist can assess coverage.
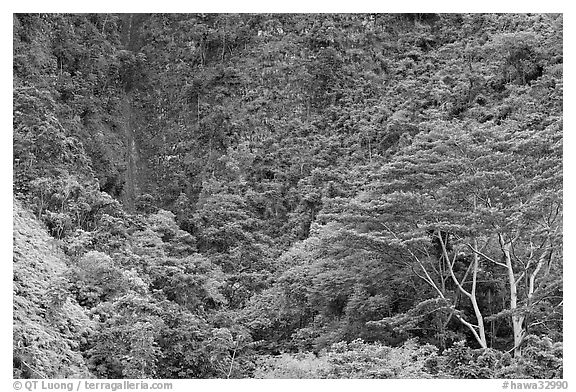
[438,231,472,299]
[466,243,508,268]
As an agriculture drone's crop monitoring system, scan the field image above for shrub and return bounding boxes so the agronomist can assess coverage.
[254,352,329,378]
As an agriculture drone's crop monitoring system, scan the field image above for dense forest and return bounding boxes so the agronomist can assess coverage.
[13,13,563,379]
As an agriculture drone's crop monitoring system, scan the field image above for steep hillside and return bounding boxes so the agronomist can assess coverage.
[13,13,563,379]
[13,199,92,378]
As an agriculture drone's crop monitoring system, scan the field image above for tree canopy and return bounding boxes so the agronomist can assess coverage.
[13,13,562,379]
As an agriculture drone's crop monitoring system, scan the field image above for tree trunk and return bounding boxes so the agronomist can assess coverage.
[439,231,488,350]
[499,233,524,357]
[469,239,488,349]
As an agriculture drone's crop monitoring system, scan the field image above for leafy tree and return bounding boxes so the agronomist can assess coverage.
[340,118,561,355]
[13,13,562,379]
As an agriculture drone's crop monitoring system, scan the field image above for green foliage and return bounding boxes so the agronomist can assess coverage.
[13,86,91,195]
[322,339,439,378]
[29,173,121,238]
[13,13,562,379]
[254,337,563,379]
[148,254,227,310]
[441,341,508,378]
[498,336,563,379]
[86,294,165,378]
[254,352,329,379]
[440,336,562,379]
[135,194,158,214]
[254,338,441,379]
[68,251,146,308]
[13,200,92,378]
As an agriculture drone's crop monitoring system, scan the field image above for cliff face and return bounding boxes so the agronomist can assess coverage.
[119,93,140,211]
[13,199,92,378]
[118,14,150,210]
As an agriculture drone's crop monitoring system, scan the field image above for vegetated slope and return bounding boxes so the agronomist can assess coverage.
[13,13,563,379]
[13,199,92,378]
